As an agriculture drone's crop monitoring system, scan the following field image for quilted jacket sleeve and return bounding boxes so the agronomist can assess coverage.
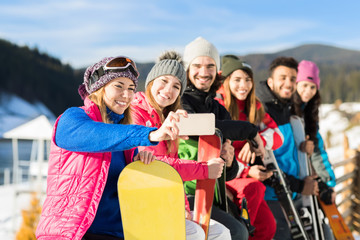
[259,112,284,150]
[55,107,157,152]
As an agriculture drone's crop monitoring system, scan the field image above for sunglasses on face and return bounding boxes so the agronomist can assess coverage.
[89,56,139,85]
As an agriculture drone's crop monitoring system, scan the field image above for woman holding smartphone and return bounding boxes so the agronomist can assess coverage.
[36,56,183,240]
[131,50,231,240]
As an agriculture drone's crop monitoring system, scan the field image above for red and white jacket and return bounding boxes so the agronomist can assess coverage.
[216,86,284,178]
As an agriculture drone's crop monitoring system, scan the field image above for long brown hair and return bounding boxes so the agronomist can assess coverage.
[292,90,320,145]
[222,69,264,125]
[89,87,132,124]
[145,80,181,154]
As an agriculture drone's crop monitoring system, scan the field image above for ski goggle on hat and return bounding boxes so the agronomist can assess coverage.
[89,56,140,85]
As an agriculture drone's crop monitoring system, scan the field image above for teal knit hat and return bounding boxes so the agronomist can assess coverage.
[221,55,252,78]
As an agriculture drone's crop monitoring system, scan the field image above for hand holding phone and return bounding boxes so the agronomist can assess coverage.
[177,113,215,136]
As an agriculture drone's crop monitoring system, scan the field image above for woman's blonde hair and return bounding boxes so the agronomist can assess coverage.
[89,87,132,124]
[222,70,264,125]
[145,80,181,154]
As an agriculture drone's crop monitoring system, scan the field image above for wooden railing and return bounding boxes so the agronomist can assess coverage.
[334,135,360,234]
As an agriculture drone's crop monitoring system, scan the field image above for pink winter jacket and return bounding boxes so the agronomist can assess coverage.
[131,92,209,211]
[36,98,135,240]
[131,92,209,181]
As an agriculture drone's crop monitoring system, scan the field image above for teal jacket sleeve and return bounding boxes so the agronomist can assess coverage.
[311,131,336,187]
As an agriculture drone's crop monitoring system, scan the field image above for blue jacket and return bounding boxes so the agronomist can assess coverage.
[256,81,304,200]
[311,131,336,187]
[299,102,336,188]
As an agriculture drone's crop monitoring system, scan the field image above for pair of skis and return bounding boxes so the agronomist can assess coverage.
[264,149,310,240]
[265,115,353,240]
[291,115,354,240]
[262,115,323,240]
[291,115,325,240]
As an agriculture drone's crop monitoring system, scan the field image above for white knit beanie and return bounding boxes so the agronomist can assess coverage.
[183,37,220,71]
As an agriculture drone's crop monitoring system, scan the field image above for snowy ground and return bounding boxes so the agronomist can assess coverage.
[0,102,359,239]
[0,182,46,239]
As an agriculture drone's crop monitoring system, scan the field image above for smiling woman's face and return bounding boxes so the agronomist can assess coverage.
[296,81,317,103]
[150,75,181,110]
[103,77,135,114]
[228,69,253,101]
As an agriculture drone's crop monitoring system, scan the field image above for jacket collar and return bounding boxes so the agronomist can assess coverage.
[131,91,158,115]
[107,108,124,124]
[183,84,216,107]
[84,97,103,122]
[257,80,292,108]
[84,97,124,123]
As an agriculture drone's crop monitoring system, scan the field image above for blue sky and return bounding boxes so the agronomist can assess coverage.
[1,0,359,68]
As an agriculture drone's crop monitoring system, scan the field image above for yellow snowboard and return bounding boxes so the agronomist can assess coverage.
[118,160,186,240]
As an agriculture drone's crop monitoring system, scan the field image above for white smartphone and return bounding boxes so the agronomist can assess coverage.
[177,113,215,136]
